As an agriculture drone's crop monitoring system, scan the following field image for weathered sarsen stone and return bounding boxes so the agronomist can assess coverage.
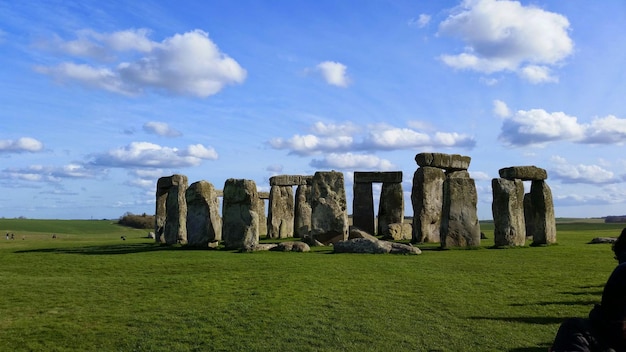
[492,178,526,247]
[412,166,445,243]
[387,223,412,241]
[186,180,222,247]
[294,184,312,238]
[155,174,188,245]
[222,179,260,250]
[499,166,548,181]
[525,180,557,245]
[415,153,471,171]
[440,171,480,248]
[352,181,375,235]
[267,185,294,239]
[309,171,349,245]
[333,237,421,255]
[377,182,404,237]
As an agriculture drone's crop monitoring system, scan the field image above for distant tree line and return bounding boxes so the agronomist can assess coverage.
[118,212,154,229]
[605,216,626,223]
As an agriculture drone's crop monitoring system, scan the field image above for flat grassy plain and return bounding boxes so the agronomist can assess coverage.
[0,219,622,351]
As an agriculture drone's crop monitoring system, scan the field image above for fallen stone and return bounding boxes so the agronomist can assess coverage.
[499,166,548,181]
[333,237,421,255]
[271,241,311,252]
[589,237,617,244]
[348,226,377,240]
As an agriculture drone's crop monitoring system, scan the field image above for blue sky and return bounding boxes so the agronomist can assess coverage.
[1,0,626,220]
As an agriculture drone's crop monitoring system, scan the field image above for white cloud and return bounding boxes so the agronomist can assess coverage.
[518,65,558,84]
[582,115,626,144]
[437,0,573,83]
[499,109,585,146]
[493,99,511,118]
[310,121,359,136]
[268,134,353,156]
[36,29,246,97]
[90,141,218,168]
[182,144,218,160]
[550,156,618,184]
[409,14,431,28]
[316,61,350,87]
[1,164,97,183]
[310,153,395,171]
[143,121,182,137]
[499,106,626,147]
[269,121,475,155]
[363,127,475,149]
[0,137,44,153]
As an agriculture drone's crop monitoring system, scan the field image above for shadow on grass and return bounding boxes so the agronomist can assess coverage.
[508,346,552,352]
[510,299,598,307]
[14,243,180,255]
[469,316,564,325]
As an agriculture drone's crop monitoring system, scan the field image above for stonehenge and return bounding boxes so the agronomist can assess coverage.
[492,166,556,246]
[267,175,312,239]
[411,153,480,248]
[352,171,404,237]
[155,174,188,245]
[153,153,557,252]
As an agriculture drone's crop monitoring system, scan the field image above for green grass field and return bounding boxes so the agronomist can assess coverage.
[0,219,622,351]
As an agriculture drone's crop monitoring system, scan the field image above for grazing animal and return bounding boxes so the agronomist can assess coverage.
[121,236,126,241]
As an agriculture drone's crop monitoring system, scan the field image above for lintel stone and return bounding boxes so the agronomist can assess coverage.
[354,171,402,184]
[415,153,471,171]
[499,166,547,181]
[258,191,269,199]
[269,175,313,186]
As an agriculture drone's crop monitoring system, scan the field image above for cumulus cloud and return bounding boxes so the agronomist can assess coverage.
[36,29,246,97]
[89,141,218,168]
[269,121,475,155]
[310,153,395,171]
[2,164,97,183]
[0,137,44,153]
[316,61,350,87]
[550,156,618,184]
[143,121,182,137]
[437,0,573,84]
[268,134,354,156]
[362,127,475,149]
[493,99,510,118]
[310,121,360,136]
[498,104,626,147]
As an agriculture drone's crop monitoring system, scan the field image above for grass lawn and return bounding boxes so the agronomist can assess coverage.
[0,219,623,351]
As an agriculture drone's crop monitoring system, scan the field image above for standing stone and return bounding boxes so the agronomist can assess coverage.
[155,174,188,245]
[267,185,294,239]
[257,192,269,237]
[222,179,260,250]
[186,181,222,247]
[377,182,404,237]
[310,171,349,244]
[440,171,480,248]
[294,184,312,238]
[411,167,445,243]
[352,182,375,235]
[526,180,557,245]
[492,178,526,247]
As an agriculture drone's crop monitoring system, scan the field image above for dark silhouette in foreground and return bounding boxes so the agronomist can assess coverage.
[551,263,626,351]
